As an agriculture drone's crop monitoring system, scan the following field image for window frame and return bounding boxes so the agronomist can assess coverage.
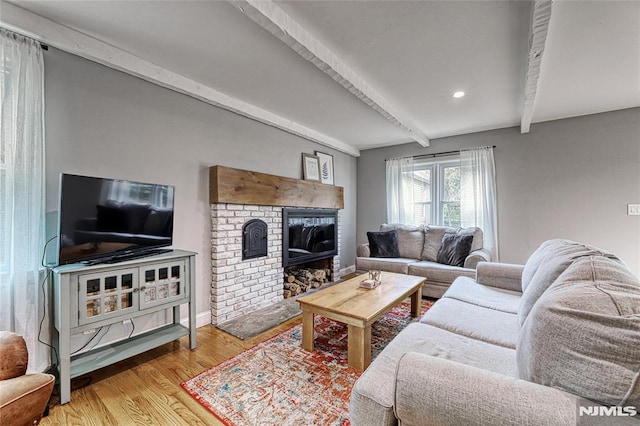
[438,161,461,227]
[411,157,460,227]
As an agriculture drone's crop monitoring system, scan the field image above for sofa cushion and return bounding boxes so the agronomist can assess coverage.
[421,225,457,261]
[519,239,623,325]
[436,233,473,267]
[367,230,399,258]
[422,226,482,262]
[408,261,475,284]
[350,322,517,426]
[517,256,640,406]
[443,276,521,314]
[459,226,483,253]
[380,224,424,259]
[356,257,414,274]
[420,298,519,349]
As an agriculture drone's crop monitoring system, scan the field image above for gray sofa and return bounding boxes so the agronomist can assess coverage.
[350,239,640,426]
[356,224,492,298]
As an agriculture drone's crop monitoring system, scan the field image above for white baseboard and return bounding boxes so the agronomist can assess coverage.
[181,310,212,329]
[340,264,356,275]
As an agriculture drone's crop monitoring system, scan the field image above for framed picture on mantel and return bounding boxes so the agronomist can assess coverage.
[316,151,334,185]
[302,153,320,182]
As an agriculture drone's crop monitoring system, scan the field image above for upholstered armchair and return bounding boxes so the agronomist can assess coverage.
[0,331,55,426]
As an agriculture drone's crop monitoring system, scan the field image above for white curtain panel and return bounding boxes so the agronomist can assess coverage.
[0,29,47,372]
[460,146,499,260]
[386,157,415,225]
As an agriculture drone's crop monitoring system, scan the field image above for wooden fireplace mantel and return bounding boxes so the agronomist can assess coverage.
[209,165,344,209]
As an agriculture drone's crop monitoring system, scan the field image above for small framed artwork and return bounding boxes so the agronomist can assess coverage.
[316,151,334,185]
[302,153,320,182]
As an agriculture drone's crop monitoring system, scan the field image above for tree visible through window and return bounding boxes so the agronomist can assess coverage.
[441,164,461,227]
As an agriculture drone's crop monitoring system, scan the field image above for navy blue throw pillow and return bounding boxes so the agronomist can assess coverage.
[437,233,474,267]
[367,230,400,258]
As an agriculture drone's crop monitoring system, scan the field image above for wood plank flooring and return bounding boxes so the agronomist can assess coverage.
[42,314,304,425]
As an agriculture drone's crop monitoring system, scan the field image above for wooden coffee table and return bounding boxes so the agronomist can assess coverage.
[297,271,425,371]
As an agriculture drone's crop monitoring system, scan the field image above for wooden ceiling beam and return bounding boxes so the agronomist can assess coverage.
[521,1,553,133]
[0,1,360,157]
[232,0,430,147]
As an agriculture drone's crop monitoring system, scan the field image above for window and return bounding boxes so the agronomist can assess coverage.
[397,158,461,227]
[440,163,461,227]
[387,148,498,258]
[388,157,461,227]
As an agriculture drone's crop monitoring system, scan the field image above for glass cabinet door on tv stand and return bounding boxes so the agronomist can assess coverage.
[78,268,138,325]
[139,261,186,309]
[52,250,197,404]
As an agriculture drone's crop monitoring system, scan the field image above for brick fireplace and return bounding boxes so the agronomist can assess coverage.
[210,203,341,324]
[209,166,344,326]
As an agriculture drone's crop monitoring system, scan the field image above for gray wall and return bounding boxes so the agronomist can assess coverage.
[357,108,640,276]
[44,49,358,320]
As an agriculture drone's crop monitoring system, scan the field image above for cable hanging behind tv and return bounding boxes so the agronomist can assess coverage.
[57,173,175,266]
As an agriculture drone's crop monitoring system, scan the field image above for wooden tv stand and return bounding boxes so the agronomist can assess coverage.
[51,249,197,404]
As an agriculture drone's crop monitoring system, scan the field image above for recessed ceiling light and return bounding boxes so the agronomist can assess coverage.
[453,91,465,98]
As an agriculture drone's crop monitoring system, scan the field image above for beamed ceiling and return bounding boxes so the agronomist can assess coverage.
[1,0,639,156]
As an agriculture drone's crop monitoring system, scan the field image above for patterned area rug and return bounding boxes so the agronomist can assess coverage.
[182,299,433,426]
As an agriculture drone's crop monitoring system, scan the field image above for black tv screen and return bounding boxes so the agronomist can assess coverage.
[57,173,175,265]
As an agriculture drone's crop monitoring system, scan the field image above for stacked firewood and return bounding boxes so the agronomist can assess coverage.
[283,267,332,298]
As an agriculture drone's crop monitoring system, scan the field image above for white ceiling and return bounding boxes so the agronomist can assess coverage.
[2,0,639,156]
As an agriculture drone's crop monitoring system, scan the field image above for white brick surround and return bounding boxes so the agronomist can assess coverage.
[210,203,341,325]
[210,204,283,325]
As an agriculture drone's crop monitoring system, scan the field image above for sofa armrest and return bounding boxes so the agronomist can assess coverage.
[394,352,585,426]
[357,243,371,258]
[464,248,491,269]
[475,262,524,292]
[0,373,55,426]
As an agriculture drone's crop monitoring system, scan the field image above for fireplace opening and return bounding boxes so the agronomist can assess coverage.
[282,208,337,267]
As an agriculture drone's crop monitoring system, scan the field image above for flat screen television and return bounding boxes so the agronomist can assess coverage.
[57,173,175,265]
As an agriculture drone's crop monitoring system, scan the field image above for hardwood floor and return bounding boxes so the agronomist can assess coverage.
[42,314,304,425]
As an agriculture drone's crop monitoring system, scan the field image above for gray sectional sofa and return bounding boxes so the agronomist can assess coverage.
[356,224,492,298]
[349,239,640,426]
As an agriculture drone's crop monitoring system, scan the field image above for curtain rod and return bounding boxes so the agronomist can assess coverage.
[385,145,496,162]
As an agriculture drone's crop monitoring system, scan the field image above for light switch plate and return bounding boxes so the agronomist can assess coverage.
[628,204,640,215]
